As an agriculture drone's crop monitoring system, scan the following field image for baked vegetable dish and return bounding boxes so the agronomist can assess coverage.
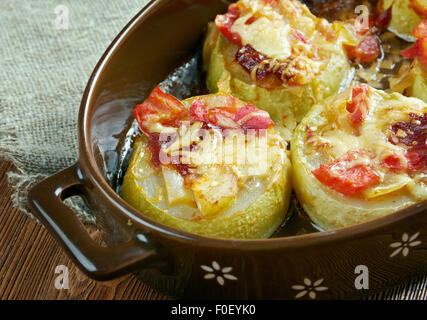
[203,0,355,139]
[121,87,291,239]
[292,84,427,230]
[121,0,427,237]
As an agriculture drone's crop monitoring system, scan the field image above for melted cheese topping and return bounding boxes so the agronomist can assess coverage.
[138,99,287,221]
[232,13,292,60]
[228,0,347,86]
[304,86,427,200]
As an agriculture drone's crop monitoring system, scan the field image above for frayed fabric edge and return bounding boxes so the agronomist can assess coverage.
[1,105,95,225]
[6,169,96,226]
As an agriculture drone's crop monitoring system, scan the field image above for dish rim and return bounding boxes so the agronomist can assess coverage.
[78,0,427,249]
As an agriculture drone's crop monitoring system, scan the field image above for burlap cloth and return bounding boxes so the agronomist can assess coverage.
[0,0,150,223]
[0,0,425,299]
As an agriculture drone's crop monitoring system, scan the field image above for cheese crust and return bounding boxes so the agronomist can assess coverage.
[292,85,427,230]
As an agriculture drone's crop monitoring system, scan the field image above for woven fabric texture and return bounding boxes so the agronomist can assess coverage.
[0,0,149,222]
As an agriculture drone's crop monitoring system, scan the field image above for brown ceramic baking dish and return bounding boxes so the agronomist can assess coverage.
[27,0,427,299]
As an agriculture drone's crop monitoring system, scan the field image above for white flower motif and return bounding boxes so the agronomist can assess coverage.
[390,232,422,258]
[292,278,328,299]
[201,261,237,286]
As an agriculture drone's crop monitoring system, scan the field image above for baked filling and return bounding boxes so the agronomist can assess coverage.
[214,0,350,88]
[303,84,427,201]
[130,87,287,221]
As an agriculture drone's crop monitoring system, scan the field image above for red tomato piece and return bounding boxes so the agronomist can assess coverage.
[419,37,427,66]
[133,86,186,134]
[345,35,380,63]
[215,4,242,46]
[346,84,370,133]
[245,15,258,25]
[402,39,427,66]
[401,40,420,59]
[412,20,427,38]
[406,147,427,171]
[401,21,427,67]
[312,150,380,196]
[381,154,404,171]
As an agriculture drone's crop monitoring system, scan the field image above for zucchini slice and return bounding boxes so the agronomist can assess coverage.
[292,84,427,230]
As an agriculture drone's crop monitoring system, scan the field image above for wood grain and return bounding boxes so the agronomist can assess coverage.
[0,159,425,300]
[0,160,167,300]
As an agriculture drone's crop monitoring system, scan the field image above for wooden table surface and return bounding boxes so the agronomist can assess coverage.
[0,159,425,300]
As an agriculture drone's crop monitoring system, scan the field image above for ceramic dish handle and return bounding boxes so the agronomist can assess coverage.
[27,163,158,280]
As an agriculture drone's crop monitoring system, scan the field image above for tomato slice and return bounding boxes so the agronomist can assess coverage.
[402,39,427,66]
[345,35,380,64]
[215,4,242,46]
[133,86,186,134]
[346,84,370,133]
[312,150,380,196]
[402,21,427,67]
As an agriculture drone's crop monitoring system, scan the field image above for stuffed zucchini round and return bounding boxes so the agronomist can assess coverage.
[391,58,427,103]
[203,0,354,139]
[379,0,426,41]
[121,87,292,239]
[390,21,427,102]
[292,84,427,230]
